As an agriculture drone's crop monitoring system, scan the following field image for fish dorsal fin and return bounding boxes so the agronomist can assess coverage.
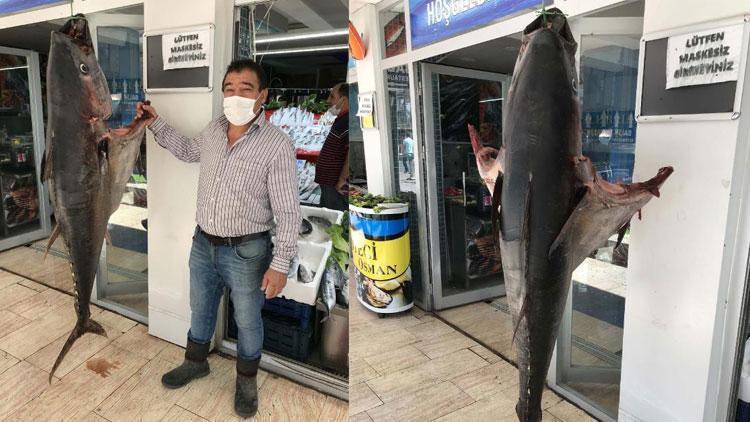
[548,157,673,269]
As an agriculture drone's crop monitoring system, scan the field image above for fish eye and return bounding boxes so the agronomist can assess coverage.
[79,63,88,74]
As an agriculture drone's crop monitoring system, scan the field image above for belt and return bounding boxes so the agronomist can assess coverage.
[197,226,269,246]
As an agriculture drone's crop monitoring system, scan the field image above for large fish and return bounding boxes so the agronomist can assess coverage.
[43,15,151,382]
[469,9,673,421]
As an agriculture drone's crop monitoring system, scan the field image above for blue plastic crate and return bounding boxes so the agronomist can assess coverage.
[262,297,315,330]
[262,314,313,361]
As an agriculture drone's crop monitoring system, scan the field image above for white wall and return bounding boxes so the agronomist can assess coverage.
[145,0,233,347]
[351,4,394,196]
[619,1,750,421]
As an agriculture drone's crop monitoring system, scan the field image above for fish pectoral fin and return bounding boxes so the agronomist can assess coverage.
[548,158,674,268]
[43,223,62,260]
[41,151,51,182]
[468,124,504,194]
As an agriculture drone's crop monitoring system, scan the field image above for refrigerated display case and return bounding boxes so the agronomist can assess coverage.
[0,47,52,251]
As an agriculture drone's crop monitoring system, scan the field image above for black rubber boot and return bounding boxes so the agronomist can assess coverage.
[161,338,211,389]
[235,357,261,418]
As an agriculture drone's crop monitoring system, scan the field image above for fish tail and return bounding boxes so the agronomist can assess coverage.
[49,318,107,383]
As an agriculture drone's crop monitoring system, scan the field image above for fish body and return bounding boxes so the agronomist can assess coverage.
[44,15,150,381]
[470,9,672,421]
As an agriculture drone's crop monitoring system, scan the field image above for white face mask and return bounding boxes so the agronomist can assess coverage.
[328,97,344,116]
[223,95,257,126]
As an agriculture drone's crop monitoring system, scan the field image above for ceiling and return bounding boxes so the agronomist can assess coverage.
[263,0,348,31]
[0,21,57,52]
[413,0,645,75]
[426,35,522,74]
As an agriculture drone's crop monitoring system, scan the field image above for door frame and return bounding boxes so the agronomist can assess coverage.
[0,46,52,252]
[419,62,509,310]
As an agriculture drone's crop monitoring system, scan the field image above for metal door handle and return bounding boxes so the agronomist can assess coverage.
[462,171,466,207]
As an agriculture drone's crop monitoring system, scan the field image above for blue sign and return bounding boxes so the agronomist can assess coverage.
[410,0,542,49]
[0,0,67,16]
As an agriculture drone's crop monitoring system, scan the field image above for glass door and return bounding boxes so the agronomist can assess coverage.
[0,47,52,252]
[420,63,508,310]
[553,17,643,422]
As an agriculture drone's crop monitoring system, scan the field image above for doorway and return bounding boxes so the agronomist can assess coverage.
[420,63,509,310]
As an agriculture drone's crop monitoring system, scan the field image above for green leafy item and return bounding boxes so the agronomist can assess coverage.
[326,211,350,272]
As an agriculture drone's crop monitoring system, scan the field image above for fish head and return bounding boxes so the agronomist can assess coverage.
[48,14,112,121]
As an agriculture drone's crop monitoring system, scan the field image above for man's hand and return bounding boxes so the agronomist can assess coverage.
[336,178,348,195]
[136,101,158,126]
[261,268,287,299]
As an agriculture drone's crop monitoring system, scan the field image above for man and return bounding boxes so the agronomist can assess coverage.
[314,82,349,211]
[402,135,414,180]
[135,59,299,418]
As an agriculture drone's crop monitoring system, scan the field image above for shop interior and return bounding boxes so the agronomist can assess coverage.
[0,0,349,398]
[376,1,644,420]
[222,1,350,390]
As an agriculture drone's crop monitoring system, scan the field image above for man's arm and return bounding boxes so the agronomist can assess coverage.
[336,153,349,193]
[137,102,201,163]
[267,140,301,275]
[149,116,202,163]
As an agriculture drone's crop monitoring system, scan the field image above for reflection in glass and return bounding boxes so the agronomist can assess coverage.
[385,65,424,303]
[562,34,641,419]
[430,72,504,297]
[0,53,42,241]
[349,83,367,186]
[381,3,406,58]
[96,27,149,319]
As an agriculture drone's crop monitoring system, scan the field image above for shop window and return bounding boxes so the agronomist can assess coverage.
[559,33,641,419]
[381,3,407,58]
[349,83,366,185]
[95,26,149,319]
[384,65,424,303]
[0,53,43,242]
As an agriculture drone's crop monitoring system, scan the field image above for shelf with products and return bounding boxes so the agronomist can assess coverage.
[265,89,336,206]
[0,170,39,236]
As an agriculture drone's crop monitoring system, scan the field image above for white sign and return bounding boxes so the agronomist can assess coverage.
[666,24,743,89]
[356,93,374,116]
[162,29,211,70]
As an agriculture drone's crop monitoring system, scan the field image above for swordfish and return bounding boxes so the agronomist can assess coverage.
[43,15,152,381]
[469,9,673,421]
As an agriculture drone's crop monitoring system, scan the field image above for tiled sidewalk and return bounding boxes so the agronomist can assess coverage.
[0,269,346,422]
[349,290,595,422]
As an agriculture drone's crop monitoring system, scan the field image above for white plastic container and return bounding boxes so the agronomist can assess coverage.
[300,206,344,246]
[273,205,343,305]
[279,240,331,305]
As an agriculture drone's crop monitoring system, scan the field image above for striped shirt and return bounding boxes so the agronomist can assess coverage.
[314,112,349,186]
[149,113,300,274]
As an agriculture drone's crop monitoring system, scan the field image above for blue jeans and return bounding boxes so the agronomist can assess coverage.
[187,226,271,361]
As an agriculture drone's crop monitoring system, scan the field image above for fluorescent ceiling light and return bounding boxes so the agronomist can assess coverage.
[255,29,348,44]
[256,45,348,56]
[0,65,28,72]
[478,98,504,103]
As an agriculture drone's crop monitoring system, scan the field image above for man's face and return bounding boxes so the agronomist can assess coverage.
[223,69,267,113]
[327,89,341,107]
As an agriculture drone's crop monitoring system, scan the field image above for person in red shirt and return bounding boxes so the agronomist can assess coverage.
[315,83,349,211]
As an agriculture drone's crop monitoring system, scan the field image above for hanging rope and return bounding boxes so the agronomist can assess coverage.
[535,6,567,25]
